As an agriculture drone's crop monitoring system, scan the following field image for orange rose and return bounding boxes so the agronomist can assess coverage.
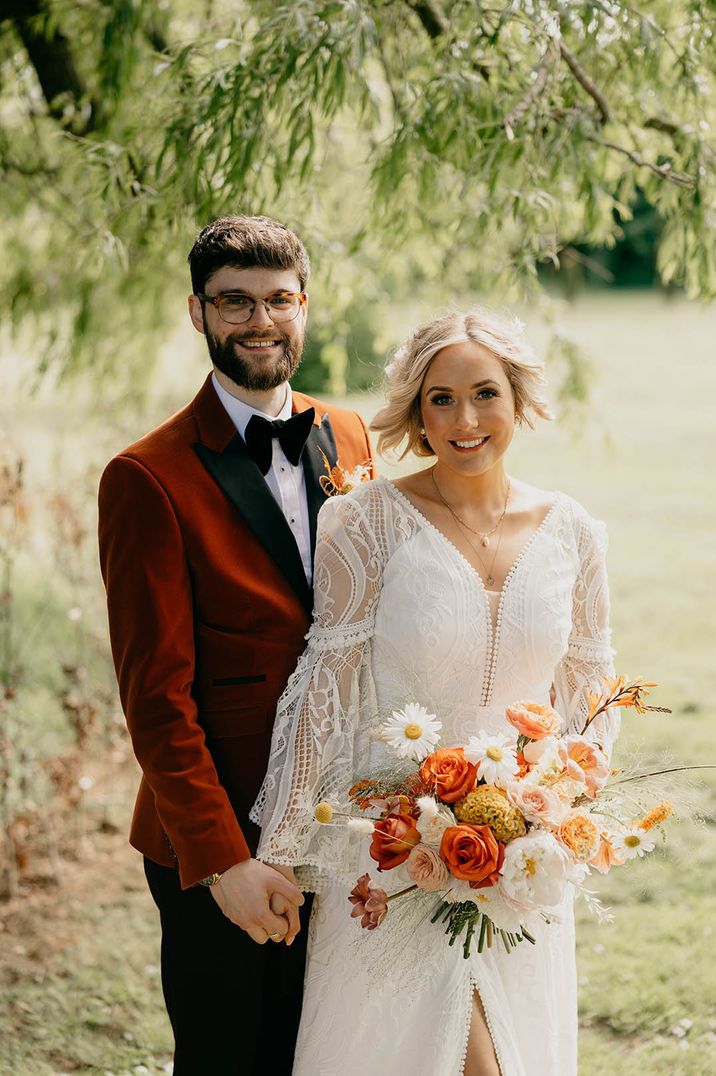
[369,812,420,871]
[439,823,505,889]
[419,748,478,804]
[505,701,561,741]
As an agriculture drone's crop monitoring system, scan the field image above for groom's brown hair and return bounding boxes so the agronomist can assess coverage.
[188,215,311,294]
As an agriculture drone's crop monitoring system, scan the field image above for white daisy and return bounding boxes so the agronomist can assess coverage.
[381,703,442,761]
[611,826,656,860]
[464,731,519,786]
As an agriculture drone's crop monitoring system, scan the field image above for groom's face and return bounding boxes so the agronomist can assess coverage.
[188,266,307,391]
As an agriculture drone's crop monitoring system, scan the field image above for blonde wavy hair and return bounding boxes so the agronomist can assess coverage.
[371,308,553,459]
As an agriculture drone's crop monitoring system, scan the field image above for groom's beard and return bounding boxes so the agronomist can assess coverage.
[205,322,304,391]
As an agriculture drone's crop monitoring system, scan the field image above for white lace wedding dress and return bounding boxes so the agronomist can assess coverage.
[251,477,619,1076]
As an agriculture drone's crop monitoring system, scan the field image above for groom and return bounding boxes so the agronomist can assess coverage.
[98,215,374,1074]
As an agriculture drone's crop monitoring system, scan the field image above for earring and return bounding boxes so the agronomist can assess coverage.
[420,427,426,435]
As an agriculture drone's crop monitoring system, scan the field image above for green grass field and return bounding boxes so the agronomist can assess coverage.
[1,292,715,1074]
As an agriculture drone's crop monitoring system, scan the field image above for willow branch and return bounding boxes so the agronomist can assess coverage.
[404,0,450,38]
[503,44,557,138]
[403,0,491,81]
[585,135,696,188]
[558,41,611,125]
[644,117,683,139]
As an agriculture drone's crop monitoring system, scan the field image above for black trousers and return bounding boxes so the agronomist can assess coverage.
[144,857,313,1076]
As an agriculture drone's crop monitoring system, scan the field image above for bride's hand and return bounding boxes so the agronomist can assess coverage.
[267,864,301,944]
[270,888,301,946]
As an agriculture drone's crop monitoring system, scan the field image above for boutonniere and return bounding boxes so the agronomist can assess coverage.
[318,449,372,496]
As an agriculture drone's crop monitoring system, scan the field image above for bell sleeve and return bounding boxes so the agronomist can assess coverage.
[250,487,385,891]
[553,510,621,761]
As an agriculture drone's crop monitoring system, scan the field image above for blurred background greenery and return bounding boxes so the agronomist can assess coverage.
[1,2,715,1073]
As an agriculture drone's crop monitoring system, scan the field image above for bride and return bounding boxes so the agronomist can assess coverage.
[251,308,619,1076]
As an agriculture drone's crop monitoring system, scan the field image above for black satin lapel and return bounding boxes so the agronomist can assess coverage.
[302,416,338,557]
[194,435,312,611]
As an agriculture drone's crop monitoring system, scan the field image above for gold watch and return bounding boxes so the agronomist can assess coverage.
[198,872,223,887]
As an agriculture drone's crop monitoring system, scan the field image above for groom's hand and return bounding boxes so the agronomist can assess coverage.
[210,859,304,945]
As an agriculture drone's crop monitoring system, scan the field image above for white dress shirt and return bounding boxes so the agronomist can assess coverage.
[211,372,313,585]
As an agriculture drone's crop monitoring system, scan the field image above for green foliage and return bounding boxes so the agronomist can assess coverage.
[0,0,714,389]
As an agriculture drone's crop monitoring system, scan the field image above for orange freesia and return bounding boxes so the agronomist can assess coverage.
[589,834,624,874]
[637,800,673,831]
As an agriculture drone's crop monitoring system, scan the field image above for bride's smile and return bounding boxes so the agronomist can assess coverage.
[420,342,517,491]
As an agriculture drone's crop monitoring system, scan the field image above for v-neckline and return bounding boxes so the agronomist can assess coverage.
[383,478,563,598]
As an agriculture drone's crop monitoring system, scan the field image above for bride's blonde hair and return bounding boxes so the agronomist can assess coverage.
[371,308,553,459]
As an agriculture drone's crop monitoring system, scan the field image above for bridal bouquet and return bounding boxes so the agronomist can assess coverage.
[314,677,676,958]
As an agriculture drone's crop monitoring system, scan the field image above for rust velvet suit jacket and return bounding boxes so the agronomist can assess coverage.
[98,374,374,888]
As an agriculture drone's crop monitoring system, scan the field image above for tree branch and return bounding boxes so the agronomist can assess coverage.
[403,0,491,81]
[644,116,682,139]
[585,135,696,188]
[404,0,450,38]
[558,41,611,125]
[503,44,557,139]
[2,0,99,134]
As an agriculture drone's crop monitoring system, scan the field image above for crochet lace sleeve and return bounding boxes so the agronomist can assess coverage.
[250,488,386,891]
[553,511,620,760]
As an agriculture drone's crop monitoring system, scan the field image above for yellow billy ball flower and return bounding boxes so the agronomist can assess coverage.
[314,802,334,825]
[454,785,527,843]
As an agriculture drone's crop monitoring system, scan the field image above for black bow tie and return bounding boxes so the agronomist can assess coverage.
[244,408,316,475]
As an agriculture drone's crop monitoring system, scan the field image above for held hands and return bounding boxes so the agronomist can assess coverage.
[210,859,304,945]
[269,865,302,947]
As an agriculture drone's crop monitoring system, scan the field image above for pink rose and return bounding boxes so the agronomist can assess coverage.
[406,845,450,891]
[506,784,568,828]
[564,735,610,798]
[506,702,561,741]
[348,874,389,930]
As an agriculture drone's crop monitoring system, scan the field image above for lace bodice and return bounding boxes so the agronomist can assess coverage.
[251,477,618,890]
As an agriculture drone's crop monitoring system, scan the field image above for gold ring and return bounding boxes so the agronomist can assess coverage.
[268,932,283,941]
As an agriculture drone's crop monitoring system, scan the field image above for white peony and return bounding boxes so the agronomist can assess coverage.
[499,832,570,910]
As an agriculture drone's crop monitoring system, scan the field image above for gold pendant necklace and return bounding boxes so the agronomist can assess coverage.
[431,468,510,548]
[431,468,511,587]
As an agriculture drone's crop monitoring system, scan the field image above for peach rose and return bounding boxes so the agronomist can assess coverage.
[439,823,505,889]
[419,748,478,804]
[557,810,600,862]
[406,845,451,891]
[369,812,421,871]
[506,784,568,828]
[563,735,610,798]
[506,702,561,741]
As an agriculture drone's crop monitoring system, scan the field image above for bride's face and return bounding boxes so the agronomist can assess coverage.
[419,342,516,475]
